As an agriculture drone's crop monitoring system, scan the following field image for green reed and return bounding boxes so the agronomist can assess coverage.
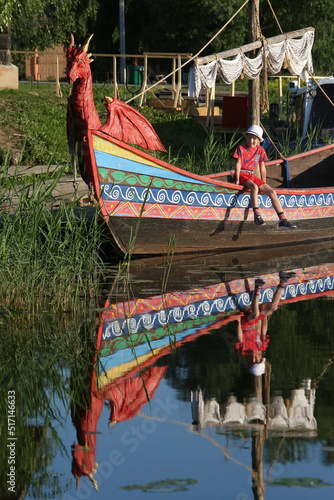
[0,309,98,499]
[169,128,240,175]
[274,122,330,158]
[0,161,107,313]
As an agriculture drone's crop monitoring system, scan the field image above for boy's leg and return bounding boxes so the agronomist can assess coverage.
[248,278,265,319]
[245,180,265,225]
[263,271,296,315]
[259,183,296,228]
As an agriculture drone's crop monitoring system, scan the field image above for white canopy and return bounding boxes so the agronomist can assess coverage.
[190,30,314,99]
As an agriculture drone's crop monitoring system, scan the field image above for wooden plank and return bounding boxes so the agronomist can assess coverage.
[196,27,314,66]
[6,164,60,176]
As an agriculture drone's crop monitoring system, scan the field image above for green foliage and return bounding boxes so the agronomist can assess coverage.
[9,0,99,51]
[0,0,20,30]
[3,0,334,76]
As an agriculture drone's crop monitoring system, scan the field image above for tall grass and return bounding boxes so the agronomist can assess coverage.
[0,160,107,313]
[170,128,240,175]
[274,122,330,158]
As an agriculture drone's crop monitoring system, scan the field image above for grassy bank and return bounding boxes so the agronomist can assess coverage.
[0,82,242,173]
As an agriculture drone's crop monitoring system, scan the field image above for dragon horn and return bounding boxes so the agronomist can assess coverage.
[83,34,94,53]
[70,34,75,47]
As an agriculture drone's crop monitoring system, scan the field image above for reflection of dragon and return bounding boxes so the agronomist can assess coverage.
[71,366,167,491]
[66,35,166,184]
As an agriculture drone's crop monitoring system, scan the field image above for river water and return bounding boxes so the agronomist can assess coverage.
[2,242,334,500]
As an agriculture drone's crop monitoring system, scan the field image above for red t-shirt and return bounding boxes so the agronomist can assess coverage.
[235,314,269,354]
[233,144,268,172]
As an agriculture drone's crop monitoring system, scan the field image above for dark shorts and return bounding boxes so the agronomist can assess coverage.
[239,172,266,188]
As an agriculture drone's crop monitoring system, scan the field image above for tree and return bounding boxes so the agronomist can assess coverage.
[2,0,334,75]
[0,0,99,51]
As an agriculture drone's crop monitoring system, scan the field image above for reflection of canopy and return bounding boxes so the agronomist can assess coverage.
[191,30,314,99]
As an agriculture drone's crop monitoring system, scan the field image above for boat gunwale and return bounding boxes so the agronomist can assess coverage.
[88,130,334,197]
[88,129,246,190]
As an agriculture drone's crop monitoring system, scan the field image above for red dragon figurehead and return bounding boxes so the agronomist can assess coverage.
[66,34,166,184]
[67,34,94,86]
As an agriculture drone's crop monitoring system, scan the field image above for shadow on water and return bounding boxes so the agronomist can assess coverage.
[2,241,334,498]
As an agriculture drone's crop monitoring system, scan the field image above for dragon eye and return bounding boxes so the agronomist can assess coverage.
[78,59,82,63]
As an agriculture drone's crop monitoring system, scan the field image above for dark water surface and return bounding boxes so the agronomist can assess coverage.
[2,242,334,500]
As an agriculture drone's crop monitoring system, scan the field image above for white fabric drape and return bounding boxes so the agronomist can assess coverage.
[191,30,314,98]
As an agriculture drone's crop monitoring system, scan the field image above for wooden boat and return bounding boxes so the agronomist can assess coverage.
[67,36,334,256]
[86,131,334,255]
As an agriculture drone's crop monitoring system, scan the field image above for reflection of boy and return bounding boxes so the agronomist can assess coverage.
[236,272,295,370]
[233,124,296,229]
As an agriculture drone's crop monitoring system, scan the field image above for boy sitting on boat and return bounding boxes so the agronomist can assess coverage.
[233,125,296,228]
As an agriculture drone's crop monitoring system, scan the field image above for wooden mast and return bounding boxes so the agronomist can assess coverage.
[248,0,261,126]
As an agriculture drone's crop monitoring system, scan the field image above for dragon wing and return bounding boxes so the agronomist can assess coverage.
[100,98,167,152]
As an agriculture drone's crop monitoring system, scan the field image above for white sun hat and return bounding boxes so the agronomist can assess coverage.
[250,358,266,376]
[243,124,264,142]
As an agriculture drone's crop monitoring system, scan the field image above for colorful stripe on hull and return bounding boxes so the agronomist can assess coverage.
[92,134,334,223]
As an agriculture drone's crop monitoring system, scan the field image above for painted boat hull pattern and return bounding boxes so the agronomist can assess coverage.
[99,263,334,371]
[86,130,334,255]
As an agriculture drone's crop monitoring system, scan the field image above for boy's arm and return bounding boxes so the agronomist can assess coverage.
[237,318,243,342]
[259,161,266,183]
[235,158,241,184]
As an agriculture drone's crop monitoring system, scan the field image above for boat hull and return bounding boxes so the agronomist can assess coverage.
[106,214,334,255]
[86,130,334,255]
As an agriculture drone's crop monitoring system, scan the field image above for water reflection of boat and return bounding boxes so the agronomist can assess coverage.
[100,261,334,361]
[71,356,167,491]
[72,252,334,493]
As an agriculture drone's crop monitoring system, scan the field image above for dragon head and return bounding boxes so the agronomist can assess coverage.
[67,34,94,84]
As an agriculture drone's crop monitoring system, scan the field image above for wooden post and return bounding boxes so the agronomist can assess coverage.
[139,54,148,106]
[206,88,210,108]
[56,54,62,97]
[206,84,215,128]
[119,0,126,84]
[172,57,176,100]
[248,0,261,126]
[113,56,119,98]
[173,54,182,108]
[278,76,283,120]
